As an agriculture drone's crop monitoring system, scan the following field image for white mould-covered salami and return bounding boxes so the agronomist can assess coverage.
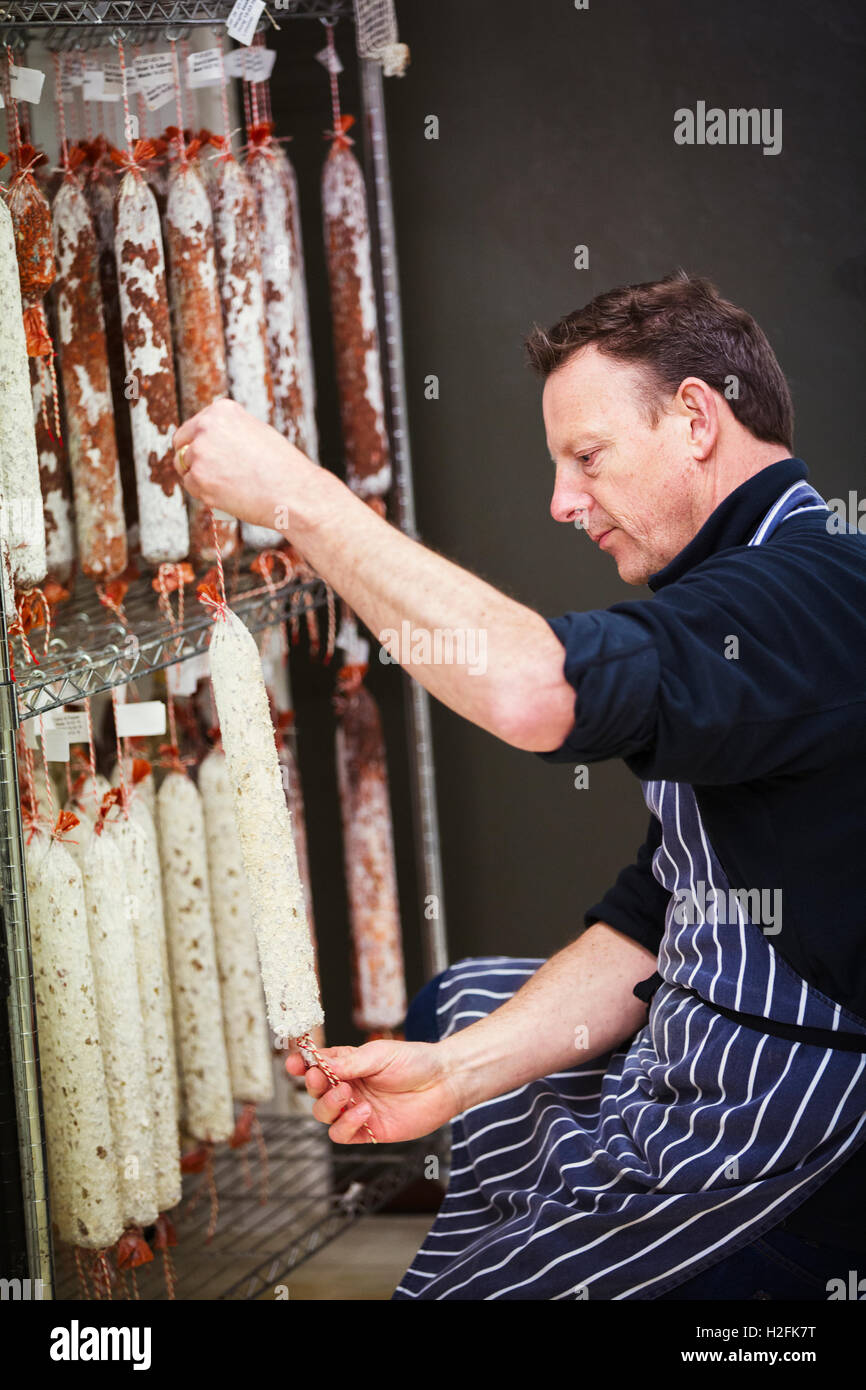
[156,771,233,1142]
[25,833,123,1250]
[29,358,76,588]
[52,179,127,581]
[82,828,158,1227]
[0,197,48,589]
[322,139,391,501]
[208,608,323,1045]
[63,771,111,870]
[104,806,181,1212]
[164,163,239,565]
[209,158,278,549]
[115,171,189,565]
[335,674,407,1033]
[128,795,181,1123]
[208,608,323,1042]
[199,746,274,1103]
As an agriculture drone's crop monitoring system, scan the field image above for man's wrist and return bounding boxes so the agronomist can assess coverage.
[437,1019,512,1114]
[279,456,355,549]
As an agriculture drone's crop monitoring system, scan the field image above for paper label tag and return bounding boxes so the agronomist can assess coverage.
[226,0,265,46]
[64,54,84,87]
[10,65,46,105]
[225,46,276,82]
[22,719,38,750]
[43,709,90,742]
[116,701,167,738]
[81,64,104,101]
[42,727,70,763]
[314,45,344,76]
[140,79,176,112]
[166,652,210,697]
[134,52,176,112]
[186,47,223,89]
[100,61,126,99]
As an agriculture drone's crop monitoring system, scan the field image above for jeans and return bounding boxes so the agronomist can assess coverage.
[405,972,864,1301]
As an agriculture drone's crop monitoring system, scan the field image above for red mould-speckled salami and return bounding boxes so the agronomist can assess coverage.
[209,156,279,550]
[245,146,306,450]
[2,189,48,591]
[164,161,238,565]
[115,170,189,565]
[52,178,128,582]
[334,664,407,1035]
[84,164,138,532]
[271,143,319,463]
[322,124,391,502]
[29,356,76,588]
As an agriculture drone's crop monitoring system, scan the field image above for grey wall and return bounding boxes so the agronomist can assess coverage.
[274,0,866,1018]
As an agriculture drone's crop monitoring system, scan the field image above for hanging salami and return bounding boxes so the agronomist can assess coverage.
[245,136,306,451]
[322,116,391,503]
[199,745,274,1105]
[156,770,234,1143]
[83,148,137,531]
[52,176,128,581]
[115,167,189,565]
[206,605,323,1044]
[82,820,159,1230]
[29,356,76,589]
[271,143,319,462]
[334,629,407,1035]
[0,194,47,590]
[104,797,181,1216]
[25,831,124,1252]
[164,159,238,565]
[209,154,279,549]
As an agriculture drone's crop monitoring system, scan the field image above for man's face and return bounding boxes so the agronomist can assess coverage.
[543,344,705,585]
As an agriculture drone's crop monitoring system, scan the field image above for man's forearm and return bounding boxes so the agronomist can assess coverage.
[285,467,574,750]
[437,923,657,1113]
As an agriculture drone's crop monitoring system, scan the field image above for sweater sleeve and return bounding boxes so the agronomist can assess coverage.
[535,534,866,784]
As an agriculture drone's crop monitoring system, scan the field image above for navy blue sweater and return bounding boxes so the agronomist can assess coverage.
[537,457,866,1248]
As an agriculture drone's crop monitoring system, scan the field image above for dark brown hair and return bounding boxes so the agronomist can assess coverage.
[524,271,794,451]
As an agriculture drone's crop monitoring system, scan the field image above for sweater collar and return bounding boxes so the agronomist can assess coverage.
[647,457,810,592]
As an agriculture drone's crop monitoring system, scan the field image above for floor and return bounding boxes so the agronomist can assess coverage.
[283,1215,434,1301]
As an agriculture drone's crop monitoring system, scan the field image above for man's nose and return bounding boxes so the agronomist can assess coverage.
[550,476,593,527]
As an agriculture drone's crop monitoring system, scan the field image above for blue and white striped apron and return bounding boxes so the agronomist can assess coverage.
[395,480,866,1300]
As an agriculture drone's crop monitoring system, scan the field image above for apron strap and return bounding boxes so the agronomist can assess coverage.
[633,973,866,1052]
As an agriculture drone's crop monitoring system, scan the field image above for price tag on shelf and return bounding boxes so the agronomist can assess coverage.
[10,65,46,105]
[226,0,265,47]
[116,701,167,739]
[43,709,90,743]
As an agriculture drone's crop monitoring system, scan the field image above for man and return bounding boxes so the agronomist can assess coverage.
[173,272,866,1300]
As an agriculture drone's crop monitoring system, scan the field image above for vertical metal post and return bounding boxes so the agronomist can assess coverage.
[358,57,448,979]
[0,591,54,1295]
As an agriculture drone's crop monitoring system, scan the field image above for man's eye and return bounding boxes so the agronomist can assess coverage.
[577,453,597,468]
